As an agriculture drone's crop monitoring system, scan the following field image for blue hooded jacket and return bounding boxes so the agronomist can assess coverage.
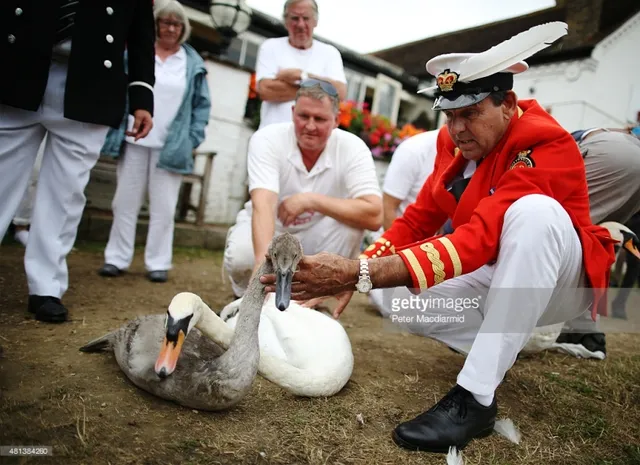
[101,43,211,175]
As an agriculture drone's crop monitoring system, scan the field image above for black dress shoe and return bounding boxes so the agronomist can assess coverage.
[147,270,168,283]
[27,295,68,323]
[555,332,606,356]
[392,385,496,453]
[98,264,123,277]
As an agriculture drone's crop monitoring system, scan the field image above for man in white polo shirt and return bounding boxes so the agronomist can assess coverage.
[223,79,382,298]
[255,0,347,128]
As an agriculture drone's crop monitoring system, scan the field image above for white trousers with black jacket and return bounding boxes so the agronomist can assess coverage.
[0,61,109,298]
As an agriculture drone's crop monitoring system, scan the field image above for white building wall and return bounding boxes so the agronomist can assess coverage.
[512,11,640,132]
[591,12,640,125]
[189,60,255,225]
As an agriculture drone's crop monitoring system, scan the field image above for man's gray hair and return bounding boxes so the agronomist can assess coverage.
[154,0,192,45]
[283,0,319,20]
[296,85,339,114]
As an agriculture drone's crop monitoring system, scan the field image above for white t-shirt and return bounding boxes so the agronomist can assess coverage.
[127,47,187,148]
[382,130,439,215]
[255,37,347,129]
[245,122,382,233]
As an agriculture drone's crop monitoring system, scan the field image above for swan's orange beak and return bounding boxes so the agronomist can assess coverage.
[154,331,185,378]
[624,237,640,260]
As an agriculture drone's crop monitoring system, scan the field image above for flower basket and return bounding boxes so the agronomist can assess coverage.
[338,100,424,161]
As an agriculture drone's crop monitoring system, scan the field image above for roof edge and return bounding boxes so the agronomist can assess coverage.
[371,5,566,57]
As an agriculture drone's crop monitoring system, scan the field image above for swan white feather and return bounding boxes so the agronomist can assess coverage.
[220,293,354,397]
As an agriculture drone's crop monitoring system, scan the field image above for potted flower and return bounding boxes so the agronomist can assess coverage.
[338,100,424,161]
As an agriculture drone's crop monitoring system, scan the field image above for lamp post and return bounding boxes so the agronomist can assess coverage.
[208,0,253,55]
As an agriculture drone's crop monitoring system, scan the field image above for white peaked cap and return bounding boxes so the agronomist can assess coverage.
[418,21,568,110]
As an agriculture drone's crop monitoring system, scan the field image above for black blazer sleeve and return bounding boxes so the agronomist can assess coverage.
[126,0,155,116]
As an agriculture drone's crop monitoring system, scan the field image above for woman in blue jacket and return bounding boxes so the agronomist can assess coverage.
[99,0,211,283]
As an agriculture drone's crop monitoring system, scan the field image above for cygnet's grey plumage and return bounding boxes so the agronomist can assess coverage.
[79,233,300,411]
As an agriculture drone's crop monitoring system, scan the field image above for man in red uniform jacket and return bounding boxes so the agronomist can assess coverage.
[260,25,617,454]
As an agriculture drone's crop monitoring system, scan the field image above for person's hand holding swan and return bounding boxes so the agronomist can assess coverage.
[261,252,360,318]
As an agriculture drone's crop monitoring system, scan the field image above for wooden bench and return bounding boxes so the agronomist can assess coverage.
[88,151,216,226]
[177,151,217,226]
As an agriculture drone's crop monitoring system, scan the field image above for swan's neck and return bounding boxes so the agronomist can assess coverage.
[258,354,305,384]
[190,260,272,360]
[225,260,273,356]
[195,301,234,348]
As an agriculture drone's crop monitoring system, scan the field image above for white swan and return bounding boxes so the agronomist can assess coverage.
[522,221,640,355]
[220,293,354,397]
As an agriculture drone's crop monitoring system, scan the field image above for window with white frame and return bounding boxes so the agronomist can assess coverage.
[345,69,403,124]
[226,37,243,65]
[372,73,402,124]
[225,32,264,70]
[345,70,364,102]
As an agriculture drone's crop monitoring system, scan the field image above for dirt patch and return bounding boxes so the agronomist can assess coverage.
[1,240,639,465]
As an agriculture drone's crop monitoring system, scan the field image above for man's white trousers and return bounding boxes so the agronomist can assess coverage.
[0,61,109,298]
[373,194,590,397]
[12,138,45,226]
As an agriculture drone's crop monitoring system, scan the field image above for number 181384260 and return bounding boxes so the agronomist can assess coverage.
[0,446,53,456]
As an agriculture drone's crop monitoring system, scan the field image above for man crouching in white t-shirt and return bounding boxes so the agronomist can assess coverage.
[223,79,383,298]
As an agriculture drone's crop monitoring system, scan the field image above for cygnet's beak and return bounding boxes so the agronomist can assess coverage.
[275,267,293,311]
[154,328,186,378]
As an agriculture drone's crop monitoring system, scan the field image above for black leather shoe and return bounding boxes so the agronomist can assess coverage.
[147,270,168,283]
[27,295,68,323]
[392,385,496,453]
[98,264,123,277]
[555,332,606,356]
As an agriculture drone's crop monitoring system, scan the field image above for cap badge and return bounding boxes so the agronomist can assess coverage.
[437,69,460,92]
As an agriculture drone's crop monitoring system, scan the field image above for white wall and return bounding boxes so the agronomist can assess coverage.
[512,11,640,132]
[188,60,255,225]
[512,59,602,131]
[591,12,640,125]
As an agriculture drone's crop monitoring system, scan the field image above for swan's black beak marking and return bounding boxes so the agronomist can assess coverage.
[166,313,192,343]
[275,268,293,311]
[157,367,168,379]
[621,230,640,260]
